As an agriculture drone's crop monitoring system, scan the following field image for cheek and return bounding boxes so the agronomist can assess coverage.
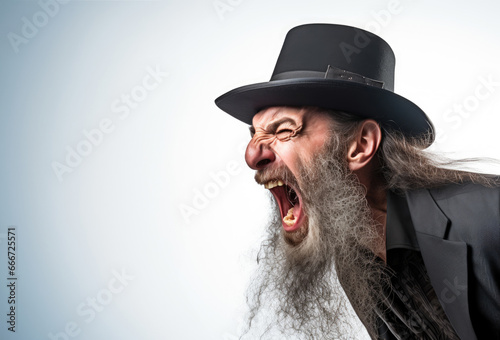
[276,142,310,175]
[276,141,300,161]
[293,141,320,162]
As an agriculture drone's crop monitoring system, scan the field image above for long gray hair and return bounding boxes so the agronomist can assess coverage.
[317,107,500,190]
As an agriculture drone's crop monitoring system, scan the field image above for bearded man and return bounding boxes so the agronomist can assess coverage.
[215,24,500,339]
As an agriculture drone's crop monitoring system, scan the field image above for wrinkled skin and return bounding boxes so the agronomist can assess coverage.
[242,106,387,339]
[246,106,335,244]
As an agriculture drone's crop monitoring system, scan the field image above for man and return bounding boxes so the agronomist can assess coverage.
[215,24,499,339]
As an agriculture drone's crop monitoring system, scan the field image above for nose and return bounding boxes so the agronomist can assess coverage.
[245,138,276,170]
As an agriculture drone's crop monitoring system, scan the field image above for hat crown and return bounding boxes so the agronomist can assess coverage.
[215,23,434,145]
[271,24,396,91]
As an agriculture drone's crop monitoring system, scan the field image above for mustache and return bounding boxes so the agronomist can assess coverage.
[254,165,300,190]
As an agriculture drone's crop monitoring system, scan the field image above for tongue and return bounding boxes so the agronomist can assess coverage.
[283,207,297,227]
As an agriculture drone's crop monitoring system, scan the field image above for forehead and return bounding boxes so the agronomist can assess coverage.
[251,106,334,129]
[252,107,306,126]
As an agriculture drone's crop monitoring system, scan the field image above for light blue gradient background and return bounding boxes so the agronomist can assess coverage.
[0,1,499,339]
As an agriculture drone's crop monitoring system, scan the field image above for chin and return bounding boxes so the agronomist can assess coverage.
[283,221,309,246]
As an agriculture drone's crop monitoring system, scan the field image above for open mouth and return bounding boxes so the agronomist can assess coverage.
[264,179,304,232]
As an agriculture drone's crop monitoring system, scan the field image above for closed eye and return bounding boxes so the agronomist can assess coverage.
[276,128,294,140]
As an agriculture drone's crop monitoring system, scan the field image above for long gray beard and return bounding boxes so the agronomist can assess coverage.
[243,139,389,339]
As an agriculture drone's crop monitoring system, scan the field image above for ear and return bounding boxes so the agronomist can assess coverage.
[347,120,382,172]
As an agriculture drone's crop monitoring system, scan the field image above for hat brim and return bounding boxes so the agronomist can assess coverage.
[215,78,434,144]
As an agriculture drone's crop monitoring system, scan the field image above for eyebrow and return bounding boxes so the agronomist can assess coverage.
[249,117,296,137]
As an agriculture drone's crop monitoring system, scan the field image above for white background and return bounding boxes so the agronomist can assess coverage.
[0,0,499,339]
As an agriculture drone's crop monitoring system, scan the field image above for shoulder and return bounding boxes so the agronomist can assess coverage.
[420,181,499,241]
[427,181,499,223]
[405,181,500,241]
[428,180,500,202]
[406,180,500,216]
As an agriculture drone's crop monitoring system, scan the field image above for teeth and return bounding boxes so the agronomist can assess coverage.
[283,207,296,227]
[264,180,285,189]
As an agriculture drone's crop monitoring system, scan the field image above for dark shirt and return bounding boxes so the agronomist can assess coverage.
[376,191,460,340]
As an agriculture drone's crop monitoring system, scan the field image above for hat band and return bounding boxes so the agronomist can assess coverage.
[271,65,385,89]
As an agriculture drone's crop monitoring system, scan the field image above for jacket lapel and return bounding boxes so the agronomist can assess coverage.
[405,189,477,340]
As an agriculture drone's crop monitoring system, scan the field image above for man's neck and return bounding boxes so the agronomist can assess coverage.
[356,167,388,262]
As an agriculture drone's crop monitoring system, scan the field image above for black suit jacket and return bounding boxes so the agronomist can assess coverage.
[403,183,500,340]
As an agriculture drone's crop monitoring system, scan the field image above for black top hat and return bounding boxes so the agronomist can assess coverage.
[215,23,434,144]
